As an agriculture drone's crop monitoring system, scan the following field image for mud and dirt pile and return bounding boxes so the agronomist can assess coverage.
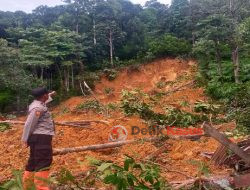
[0,58,232,183]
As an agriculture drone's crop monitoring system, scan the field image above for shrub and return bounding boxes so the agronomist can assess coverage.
[104,69,118,81]
[195,72,208,87]
[120,89,206,127]
[206,81,240,102]
[93,156,168,190]
[194,101,221,114]
[0,90,14,112]
[106,103,119,111]
[228,83,250,133]
[164,107,205,127]
[120,89,152,117]
[76,100,104,114]
[149,34,191,57]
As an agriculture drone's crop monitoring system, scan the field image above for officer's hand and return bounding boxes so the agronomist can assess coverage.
[50,91,56,97]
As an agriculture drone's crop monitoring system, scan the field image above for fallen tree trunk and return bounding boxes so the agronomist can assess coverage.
[163,81,194,95]
[0,120,109,129]
[65,120,109,126]
[53,137,160,156]
[145,143,170,160]
[53,133,206,156]
[203,122,250,165]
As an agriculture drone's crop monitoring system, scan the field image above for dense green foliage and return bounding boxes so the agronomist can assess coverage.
[149,34,191,57]
[0,0,192,111]
[1,0,250,133]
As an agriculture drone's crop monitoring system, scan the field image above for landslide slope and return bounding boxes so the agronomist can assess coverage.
[0,58,232,184]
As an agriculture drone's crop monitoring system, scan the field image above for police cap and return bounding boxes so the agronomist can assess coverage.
[31,87,49,98]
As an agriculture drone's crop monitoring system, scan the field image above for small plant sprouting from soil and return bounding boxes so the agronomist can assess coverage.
[104,87,114,95]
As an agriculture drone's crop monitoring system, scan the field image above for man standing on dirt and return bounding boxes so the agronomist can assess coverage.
[22,87,56,190]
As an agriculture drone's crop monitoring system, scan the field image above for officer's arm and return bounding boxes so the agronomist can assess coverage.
[45,91,56,104]
[21,108,42,143]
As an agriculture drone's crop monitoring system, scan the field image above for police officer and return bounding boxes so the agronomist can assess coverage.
[22,87,56,190]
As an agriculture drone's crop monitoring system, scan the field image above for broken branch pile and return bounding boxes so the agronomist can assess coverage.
[203,122,250,165]
[202,122,250,188]
[170,175,231,189]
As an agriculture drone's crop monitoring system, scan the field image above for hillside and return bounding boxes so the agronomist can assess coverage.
[0,58,233,186]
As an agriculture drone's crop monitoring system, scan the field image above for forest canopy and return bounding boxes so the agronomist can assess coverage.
[1,0,250,112]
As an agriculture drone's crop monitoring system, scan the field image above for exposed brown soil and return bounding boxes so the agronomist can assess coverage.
[0,58,234,186]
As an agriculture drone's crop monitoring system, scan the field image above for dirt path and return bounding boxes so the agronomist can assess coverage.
[0,58,232,184]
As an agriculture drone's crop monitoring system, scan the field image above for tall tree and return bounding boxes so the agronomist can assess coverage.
[168,0,191,39]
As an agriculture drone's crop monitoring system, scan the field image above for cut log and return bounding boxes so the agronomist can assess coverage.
[59,120,109,126]
[0,120,109,129]
[163,81,194,95]
[145,143,171,160]
[53,137,160,156]
[203,122,250,165]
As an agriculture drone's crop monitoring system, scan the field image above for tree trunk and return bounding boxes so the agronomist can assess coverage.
[50,72,52,90]
[55,63,64,91]
[67,66,70,91]
[109,29,113,66]
[64,67,70,92]
[32,67,37,78]
[93,19,97,45]
[215,41,222,77]
[40,67,44,82]
[16,95,20,113]
[230,0,233,11]
[232,47,240,84]
[71,65,74,89]
[76,23,79,34]
[189,0,195,46]
[53,137,159,156]
[79,61,84,75]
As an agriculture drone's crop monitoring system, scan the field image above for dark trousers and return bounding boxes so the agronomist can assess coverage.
[26,134,53,172]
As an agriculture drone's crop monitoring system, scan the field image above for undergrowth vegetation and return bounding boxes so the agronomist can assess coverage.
[76,100,104,114]
[0,123,11,132]
[120,89,208,127]
[58,156,168,190]
[197,61,250,135]
[75,100,119,117]
[0,156,169,190]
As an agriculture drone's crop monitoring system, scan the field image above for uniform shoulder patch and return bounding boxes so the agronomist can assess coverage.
[35,111,41,117]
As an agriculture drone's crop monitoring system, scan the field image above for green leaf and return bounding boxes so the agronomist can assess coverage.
[124,158,134,171]
[104,174,118,185]
[97,163,113,172]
